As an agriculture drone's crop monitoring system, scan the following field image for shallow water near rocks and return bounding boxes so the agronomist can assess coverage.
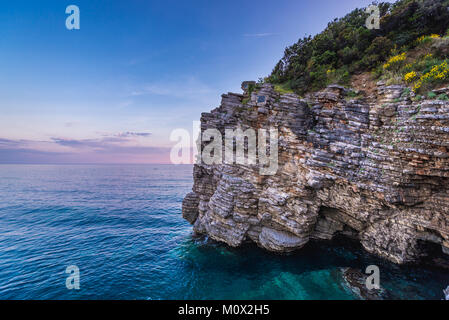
[0,164,447,300]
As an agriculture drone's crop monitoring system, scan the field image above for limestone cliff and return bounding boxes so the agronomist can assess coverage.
[182,81,449,264]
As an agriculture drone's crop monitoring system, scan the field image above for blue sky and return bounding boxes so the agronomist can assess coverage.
[0,0,390,163]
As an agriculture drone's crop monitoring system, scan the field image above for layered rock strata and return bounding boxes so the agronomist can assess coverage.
[182,81,449,264]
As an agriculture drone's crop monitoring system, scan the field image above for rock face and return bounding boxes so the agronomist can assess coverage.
[182,81,449,264]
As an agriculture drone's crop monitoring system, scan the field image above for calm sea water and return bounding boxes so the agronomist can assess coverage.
[0,164,447,300]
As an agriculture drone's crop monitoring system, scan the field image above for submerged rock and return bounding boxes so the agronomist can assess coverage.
[341,268,384,300]
[182,81,449,264]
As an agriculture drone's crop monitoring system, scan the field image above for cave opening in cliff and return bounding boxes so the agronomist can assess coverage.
[416,239,448,265]
[314,206,360,241]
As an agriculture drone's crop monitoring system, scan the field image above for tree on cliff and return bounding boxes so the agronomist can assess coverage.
[268,0,449,94]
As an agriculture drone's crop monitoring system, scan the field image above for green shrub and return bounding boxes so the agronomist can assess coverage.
[402,88,411,97]
[427,91,437,99]
[346,90,359,98]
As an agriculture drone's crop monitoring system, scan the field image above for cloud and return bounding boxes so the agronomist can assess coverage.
[129,76,215,100]
[242,33,278,37]
[0,132,169,164]
[52,138,90,147]
[116,132,151,137]
[0,146,171,164]
[0,138,21,147]
[51,133,151,150]
[117,100,134,109]
[64,122,78,127]
[0,138,51,149]
[0,148,67,164]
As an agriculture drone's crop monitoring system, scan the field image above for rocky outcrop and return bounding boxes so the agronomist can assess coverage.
[182,81,449,264]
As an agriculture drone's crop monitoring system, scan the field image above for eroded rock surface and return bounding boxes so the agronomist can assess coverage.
[182,82,449,264]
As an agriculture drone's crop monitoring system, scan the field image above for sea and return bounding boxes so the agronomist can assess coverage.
[0,164,447,300]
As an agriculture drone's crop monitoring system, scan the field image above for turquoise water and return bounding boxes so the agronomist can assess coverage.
[0,164,447,300]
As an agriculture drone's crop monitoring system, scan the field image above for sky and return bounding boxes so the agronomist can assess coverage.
[0,0,392,164]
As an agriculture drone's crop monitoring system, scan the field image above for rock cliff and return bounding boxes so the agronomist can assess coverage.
[182,81,449,264]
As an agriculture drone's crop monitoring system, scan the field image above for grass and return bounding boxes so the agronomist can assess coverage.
[438,93,449,100]
[401,88,411,97]
[427,91,437,99]
[274,83,295,95]
[344,89,364,101]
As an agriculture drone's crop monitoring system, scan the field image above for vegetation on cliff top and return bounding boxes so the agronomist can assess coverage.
[267,0,449,95]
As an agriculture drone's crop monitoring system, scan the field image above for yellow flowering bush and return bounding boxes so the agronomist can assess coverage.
[412,61,449,92]
[417,35,426,42]
[404,63,414,71]
[383,52,406,70]
[380,35,449,94]
[417,34,441,44]
[404,71,417,83]
[413,80,422,92]
[416,34,441,44]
